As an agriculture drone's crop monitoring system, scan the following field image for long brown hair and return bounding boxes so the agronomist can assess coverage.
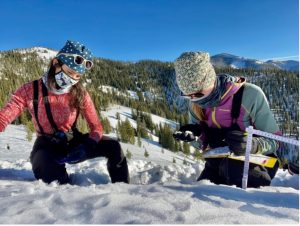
[47,59,86,110]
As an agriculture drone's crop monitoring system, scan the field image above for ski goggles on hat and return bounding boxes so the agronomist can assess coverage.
[57,53,93,70]
[180,91,207,102]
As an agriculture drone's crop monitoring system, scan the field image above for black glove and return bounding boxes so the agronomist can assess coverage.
[173,124,203,142]
[57,138,97,164]
[284,163,299,175]
[178,124,203,136]
[225,130,258,156]
[173,130,196,142]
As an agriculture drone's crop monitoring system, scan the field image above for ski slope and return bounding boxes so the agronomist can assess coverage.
[0,121,298,223]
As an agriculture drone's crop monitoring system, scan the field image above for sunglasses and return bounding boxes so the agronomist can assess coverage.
[57,53,93,70]
[180,91,207,102]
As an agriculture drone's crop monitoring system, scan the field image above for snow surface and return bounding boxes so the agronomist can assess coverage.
[101,105,178,131]
[99,85,158,101]
[100,85,139,100]
[0,119,299,223]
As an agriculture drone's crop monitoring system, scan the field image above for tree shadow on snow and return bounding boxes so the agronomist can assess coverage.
[165,183,299,216]
[0,167,113,186]
[142,138,160,147]
[0,168,35,181]
[120,112,133,119]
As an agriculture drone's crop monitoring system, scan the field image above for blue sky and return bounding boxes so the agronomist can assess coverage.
[0,0,298,62]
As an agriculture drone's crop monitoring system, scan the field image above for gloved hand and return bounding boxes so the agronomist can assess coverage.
[57,138,97,164]
[173,124,203,142]
[178,124,203,136]
[287,163,299,175]
[225,130,258,156]
[277,142,298,175]
[173,130,196,142]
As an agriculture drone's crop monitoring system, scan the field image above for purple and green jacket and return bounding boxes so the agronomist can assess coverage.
[189,78,282,158]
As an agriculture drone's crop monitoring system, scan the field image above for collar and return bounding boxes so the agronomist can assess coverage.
[221,77,246,101]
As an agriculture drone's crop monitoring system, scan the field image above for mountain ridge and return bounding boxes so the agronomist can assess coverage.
[2,47,298,71]
[211,53,298,71]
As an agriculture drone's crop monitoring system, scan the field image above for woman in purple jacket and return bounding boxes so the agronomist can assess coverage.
[172,51,294,188]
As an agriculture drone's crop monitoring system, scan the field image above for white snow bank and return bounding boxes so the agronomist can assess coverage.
[0,124,298,224]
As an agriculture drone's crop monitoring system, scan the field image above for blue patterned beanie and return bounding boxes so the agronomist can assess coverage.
[56,40,93,74]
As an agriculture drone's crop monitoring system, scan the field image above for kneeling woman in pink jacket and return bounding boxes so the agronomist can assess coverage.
[0,40,129,184]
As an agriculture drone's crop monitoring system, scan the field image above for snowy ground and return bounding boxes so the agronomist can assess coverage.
[101,104,178,131]
[0,121,299,223]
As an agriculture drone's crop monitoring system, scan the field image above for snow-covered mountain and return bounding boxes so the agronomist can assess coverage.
[11,47,58,61]
[0,105,298,224]
[266,59,299,72]
[211,53,299,71]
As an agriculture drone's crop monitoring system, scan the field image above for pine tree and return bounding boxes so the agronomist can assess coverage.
[126,149,132,159]
[117,118,135,144]
[77,115,89,134]
[116,120,121,140]
[144,149,149,158]
[137,119,149,139]
[194,149,202,161]
[100,116,112,134]
[26,128,33,141]
[116,112,120,120]
[25,120,35,141]
[131,109,137,120]
[137,90,144,102]
[174,140,179,153]
[159,124,175,151]
[137,132,142,147]
[183,142,190,156]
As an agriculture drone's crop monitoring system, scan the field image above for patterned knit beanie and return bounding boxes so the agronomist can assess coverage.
[174,52,216,95]
[56,40,93,74]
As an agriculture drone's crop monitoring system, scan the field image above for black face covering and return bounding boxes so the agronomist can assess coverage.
[193,74,236,108]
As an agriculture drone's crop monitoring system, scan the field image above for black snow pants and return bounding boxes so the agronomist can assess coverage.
[30,134,130,184]
[197,157,279,188]
[197,124,279,188]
